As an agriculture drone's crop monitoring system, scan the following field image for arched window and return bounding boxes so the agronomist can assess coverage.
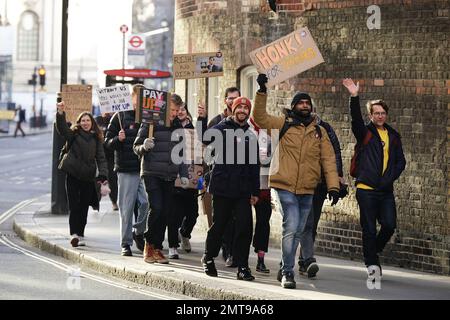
[17,11,39,61]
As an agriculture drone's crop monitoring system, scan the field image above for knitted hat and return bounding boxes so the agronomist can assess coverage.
[291,92,312,109]
[231,97,252,114]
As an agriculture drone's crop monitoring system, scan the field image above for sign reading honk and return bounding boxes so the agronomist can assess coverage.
[249,27,324,87]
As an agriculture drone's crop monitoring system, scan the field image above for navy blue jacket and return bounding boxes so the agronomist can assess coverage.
[105,111,140,173]
[350,96,406,192]
[205,117,260,199]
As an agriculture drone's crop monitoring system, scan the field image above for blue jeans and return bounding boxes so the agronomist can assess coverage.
[356,189,397,266]
[275,189,313,275]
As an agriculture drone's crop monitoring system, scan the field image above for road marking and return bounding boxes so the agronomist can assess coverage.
[0,154,14,160]
[0,199,36,225]
[0,236,181,300]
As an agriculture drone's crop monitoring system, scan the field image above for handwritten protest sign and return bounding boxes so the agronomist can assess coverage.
[61,85,92,123]
[96,85,133,114]
[174,128,204,189]
[249,28,324,87]
[173,52,223,79]
[135,87,170,131]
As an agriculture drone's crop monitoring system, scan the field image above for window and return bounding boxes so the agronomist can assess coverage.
[187,78,200,113]
[17,11,39,61]
[208,77,220,119]
[240,66,258,103]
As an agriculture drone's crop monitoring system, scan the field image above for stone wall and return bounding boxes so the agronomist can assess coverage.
[174,0,449,274]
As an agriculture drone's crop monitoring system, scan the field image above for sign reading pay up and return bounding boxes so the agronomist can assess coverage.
[249,28,324,87]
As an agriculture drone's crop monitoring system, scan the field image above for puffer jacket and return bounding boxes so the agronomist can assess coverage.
[133,120,188,180]
[55,112,108,182]
[105,110,140,173]
[251,92,339,195]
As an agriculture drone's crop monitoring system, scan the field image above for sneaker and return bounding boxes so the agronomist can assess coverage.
[277,268,282,282]
[169,247,179,259]
[256,260,270,274]
[367,265,381,281]
[143,242,156,263]
[121,245,133,256]
[133,231,145,252]
[70,234,79,247]
[201,255,218,277]
[225,255,237,268]
[78,237,86,247]
[179,230,191,253]
[281,272,296,289]
[299,259,319,278]
[153,249,169,264]
[237,267,255,281]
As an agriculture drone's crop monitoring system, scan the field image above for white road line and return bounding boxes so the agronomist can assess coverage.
[0,199,36,225]
[0,236,179,300]
[0,154,15,160]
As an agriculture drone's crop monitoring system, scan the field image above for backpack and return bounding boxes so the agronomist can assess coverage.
[349,130,373,178]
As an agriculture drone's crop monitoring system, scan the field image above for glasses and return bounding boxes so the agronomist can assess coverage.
[372,112,387,116]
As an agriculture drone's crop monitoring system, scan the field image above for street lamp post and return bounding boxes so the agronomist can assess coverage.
[51,0,69,215]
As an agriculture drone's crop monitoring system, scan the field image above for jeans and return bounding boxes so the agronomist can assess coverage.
[299,183,328,263]
[118,172,149,247]
[205,195,253,267]
[275,189,313,275]
[143,176,175,250]
[356,189,397,266]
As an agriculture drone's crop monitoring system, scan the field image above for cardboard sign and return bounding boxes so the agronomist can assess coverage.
[174,128,204,189]
[0,110,15,120]
[96,85,133,114]
[135,87,170,127]
[61,85,92,123]
[173,52,223,79]
[249,28,324,87]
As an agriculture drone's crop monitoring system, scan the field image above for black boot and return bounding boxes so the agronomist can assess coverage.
[256,256,270,274]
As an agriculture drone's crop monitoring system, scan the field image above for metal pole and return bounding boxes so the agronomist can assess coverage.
[33,67,37,118]
[122,32,125,81]
[51,0,69,215]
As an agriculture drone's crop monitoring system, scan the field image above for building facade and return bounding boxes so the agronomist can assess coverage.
[174,0,449,275]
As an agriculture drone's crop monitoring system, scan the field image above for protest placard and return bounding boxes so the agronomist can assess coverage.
[175,164,204,190]
[173,51,223,79]
[61,85,92,123]
[174,128,204,189]
[249,27,324,87]
[96,85,133,114]
[135,86,171,137]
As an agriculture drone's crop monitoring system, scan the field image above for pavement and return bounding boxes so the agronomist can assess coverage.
[12,194,450,300]
[0,122,52,139]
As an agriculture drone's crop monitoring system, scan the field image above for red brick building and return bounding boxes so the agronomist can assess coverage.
[173,0,449,275]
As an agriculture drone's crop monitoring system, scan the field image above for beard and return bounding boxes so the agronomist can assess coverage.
[293,109,311,118]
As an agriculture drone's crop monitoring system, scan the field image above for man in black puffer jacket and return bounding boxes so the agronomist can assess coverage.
[343,78,406,282]
[134,94,189,264]
[105,84,149,257]
[201,96,260,282]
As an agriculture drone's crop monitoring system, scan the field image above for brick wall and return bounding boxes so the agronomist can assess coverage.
[175,0,450,275]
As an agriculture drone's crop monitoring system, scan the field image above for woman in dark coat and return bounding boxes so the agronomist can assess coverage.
[55,102,108,247]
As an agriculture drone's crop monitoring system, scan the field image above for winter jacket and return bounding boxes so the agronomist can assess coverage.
[55,112,108,182]
[205,117,260,199]
[316,116,344,179]
[133,119,188,180]
[251,92,339,195]
[349,96,406,191]
[105,111,141,173]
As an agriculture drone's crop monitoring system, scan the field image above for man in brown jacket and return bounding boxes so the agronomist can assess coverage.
[252,74,340,289]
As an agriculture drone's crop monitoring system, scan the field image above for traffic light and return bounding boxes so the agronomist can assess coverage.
[38,66,46,87]
[28,73,37,86]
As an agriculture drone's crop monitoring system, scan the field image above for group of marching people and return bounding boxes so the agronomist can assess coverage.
[55,73,406,289]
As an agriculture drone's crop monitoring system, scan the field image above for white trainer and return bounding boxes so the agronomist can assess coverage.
[169,247,179,259]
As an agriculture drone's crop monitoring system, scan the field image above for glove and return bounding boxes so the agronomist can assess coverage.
[180,177,190,189]
[257,74,268,93]
[143,138,155,151]
[328,190,339,206]
[339,182,348,199]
